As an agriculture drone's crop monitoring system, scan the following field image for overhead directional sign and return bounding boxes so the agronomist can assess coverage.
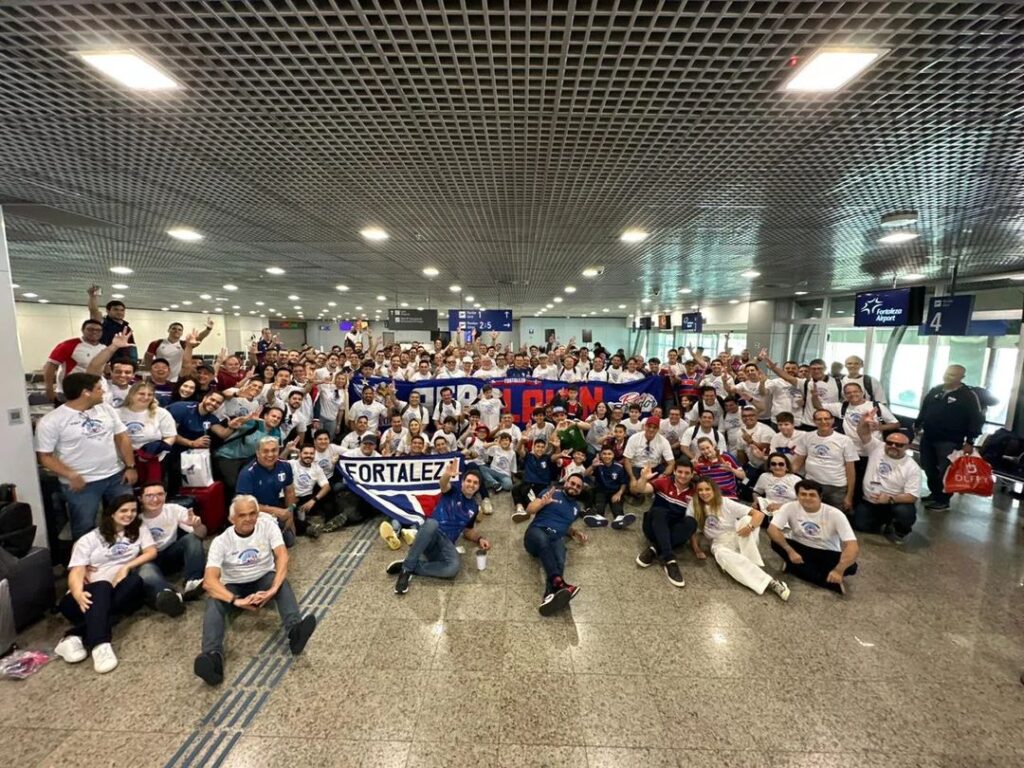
[448,309,513,331]
[919,295,974,336]
[387,308,438,331]
[680,312,703,333]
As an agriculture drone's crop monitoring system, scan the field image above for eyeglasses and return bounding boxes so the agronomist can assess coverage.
[884,440,908,448]
[142,492,165,499]
[769,462,787,467]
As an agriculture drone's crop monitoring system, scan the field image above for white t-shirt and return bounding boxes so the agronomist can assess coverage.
[207,513,284,585]
[771,501,856,552]
[139,503,195,551]
[399,403,430,429]
[380,427,409,455]
[687,401,723,429]
[607,366,624,383]
[618,370,645,384]
[494,424,522,450]
[730,422,777,466]
[217,396,262,422]
[486,445,517,477]
[862,438,921,499]
[289,459,329,497]
[117,406,177,450]
[769,430,805,459]
[701,374,730,398]
[149,339,186,380]
[622,418,644,437]
[765,378,804,422]
[280,406,309,438]
[432,400,463,427]
[585,417,610,447]
[316,383,347,422]
[796,431,859,486]
[314,444,344,476]
[701,497,755,540]
[474,367,500,380]
[798,377,842,424]
[35,403,127,483]
[732,380,766,412]
[349,400,388,433]
[586,368,609,382]
[474,397,503,432]
[101,379,132,409]
[532,364,559,380]
[433,430,458,451]
[823,401,896,455]
[657,418,689,447]
[623,432,675,468]
[340,431,370,451]
[684,425,728,454]
[69,526,156,584]
[753,472,801,505]
[843,374,887,404]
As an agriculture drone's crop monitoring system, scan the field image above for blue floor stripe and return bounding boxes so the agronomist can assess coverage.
[164,521,377,768]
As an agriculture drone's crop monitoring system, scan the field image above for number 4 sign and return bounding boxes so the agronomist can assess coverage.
[920,295,974,336]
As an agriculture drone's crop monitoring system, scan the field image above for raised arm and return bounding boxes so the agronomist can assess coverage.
[758,349,798,386]
[86,285,102,322]
[86,330,132,375]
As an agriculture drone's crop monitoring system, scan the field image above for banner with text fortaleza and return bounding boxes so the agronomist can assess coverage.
[336,452,465,526]
[348,375,663,427]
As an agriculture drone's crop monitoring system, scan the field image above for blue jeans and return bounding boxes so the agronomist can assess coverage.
[478,465,513,492]
[400,518,461,579]
[200,571,301,655]
[137,532,207,597]
[64,472,133,540]
[523,525,566,588]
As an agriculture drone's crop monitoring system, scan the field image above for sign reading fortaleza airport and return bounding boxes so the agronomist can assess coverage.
[854,287,926,328]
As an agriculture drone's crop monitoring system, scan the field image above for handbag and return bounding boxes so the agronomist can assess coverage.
[943,451,994,497]
[180,449,214,488]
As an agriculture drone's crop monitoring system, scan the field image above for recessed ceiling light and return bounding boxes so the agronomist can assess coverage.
[254,301,264,306]
[335,284,349,292]
[678,288,693,294]
[287,294,300,301]
[248,311,256,315]
[602,308,609,313]
[376,295,387,301]
[110,266,134,275]
[881,210,919,228]
[231,305,240,310]
[215,297,227,302]
[233,312,240,317]
[728,299,741,305]
[553,297,563,303]
[223,284,238,291]
[197,293,211,301]
[546,303,554,309]
[170,304,180,309]
[620,229,648,243]
[73,48,181,91]
[836,309,846,314]
[618,304,627,309]
[360,227,388,241]
[473,303,481,309]
[879,232,919,244]
[400,302,408,307]
[111,283,128,290]
[417,306,424,311]
[181,300,192,305]
[449,285,461,293]
[422,267,440,277]
[38,299,49,304]
[266,267,285,275]
[214,307,223,312]
[464,295,475,302]
[328,301,337,307]
[581,267,602,278]
[782,47,887,93]
[22,292,38,298]
[564,286,577,294]
[293,305,302,310]
[901,273,926,281]
[641,298,651,304]
[355,305,363,310]
[794,291,808,296]
[167,227,203,242]
[813,306,823,311]
[741,270,761,279]
[160,307,169,311]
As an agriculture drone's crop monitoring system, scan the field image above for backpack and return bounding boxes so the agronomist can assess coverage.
[837,400,882,435]
[688,425,721,447]
[980,428,1024,473]
[0,501,35,559]
[834,375,876,401]
[803,376,842,407]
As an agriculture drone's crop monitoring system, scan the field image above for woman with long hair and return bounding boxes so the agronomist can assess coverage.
[752,452,801,519]
[171,375,201,403]
[584,401,610,451]
[694,437,746,498]
[117,381,177,486]
[54,495,156,673]
[690,478,789,601]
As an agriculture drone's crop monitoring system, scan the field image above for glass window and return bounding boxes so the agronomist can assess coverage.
[789,323,821,364]
[930,328,1021,426]
[829,295,856,318]
[793,299,824,321]
[873,326,930,416]
[824,327,868,373]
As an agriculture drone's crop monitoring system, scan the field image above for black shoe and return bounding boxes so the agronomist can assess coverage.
[565,583,581,602]
[539,587,571,616]
[320,513,349,533]
[395,570,412,595]
[193,651,224,686]
[305,522,322,539]
[635,546,658,568]
[664,560,685,588]
[385,560,404,575]
[288,615,317,655]
[154,589,185,618]
[924,499,950,511]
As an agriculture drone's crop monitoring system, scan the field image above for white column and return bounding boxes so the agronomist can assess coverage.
[0,207,47,545]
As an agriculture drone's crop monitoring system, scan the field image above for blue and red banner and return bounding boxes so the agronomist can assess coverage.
[336,452,464,526]
[348,375,663,427]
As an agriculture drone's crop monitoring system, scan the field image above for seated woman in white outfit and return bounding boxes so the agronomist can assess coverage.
[54,494,156,674]
[752,452,802,525]
[689,478,790,601]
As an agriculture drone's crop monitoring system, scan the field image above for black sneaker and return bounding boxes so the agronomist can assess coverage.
[635,546,658,568]
[320,513,349,533]
[565,583,581,602]
[154,589,185,618]
[193,651,224,686]
[395,570,412,595]
[583,512,609,528]
[305,522,322,539]
[288,614,317,655]
[385,560,404,575]
[664,560,685,588]
[539,587,571,616]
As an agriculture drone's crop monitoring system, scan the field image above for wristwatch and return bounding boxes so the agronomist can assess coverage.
[125,464,136,470]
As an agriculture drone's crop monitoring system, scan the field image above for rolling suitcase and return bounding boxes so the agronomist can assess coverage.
[181,481,227,533]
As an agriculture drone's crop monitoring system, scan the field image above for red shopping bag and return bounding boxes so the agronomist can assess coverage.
[943,452,994,497]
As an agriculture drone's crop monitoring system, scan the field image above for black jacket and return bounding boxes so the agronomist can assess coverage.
[915,385,984,443]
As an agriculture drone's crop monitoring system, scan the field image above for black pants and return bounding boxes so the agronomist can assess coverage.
[770,538,857,593]
[215,455,251,503]
[58,573,146,649]
[642,506,697,562]
[592,489,624,518]
[512,482,549,508]
[919,436,959,504]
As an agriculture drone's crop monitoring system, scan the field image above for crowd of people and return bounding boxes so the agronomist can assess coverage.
[32,287,989,679]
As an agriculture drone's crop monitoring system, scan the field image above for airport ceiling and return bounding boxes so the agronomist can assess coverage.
[1,1,1023,323]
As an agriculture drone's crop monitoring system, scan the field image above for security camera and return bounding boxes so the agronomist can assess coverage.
[652,288,660,296]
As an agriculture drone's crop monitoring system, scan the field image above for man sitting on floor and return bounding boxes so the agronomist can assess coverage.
[523,473,589,616]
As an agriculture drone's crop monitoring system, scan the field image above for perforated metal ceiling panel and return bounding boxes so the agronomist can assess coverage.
[1,1,1023,321]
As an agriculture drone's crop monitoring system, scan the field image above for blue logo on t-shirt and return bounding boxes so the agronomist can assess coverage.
[813,445,831,457]
[109,540,131,556]
[149,526,166,541]
[878,461,892,477]
[80,416,107,437]
[124,421,145,435]
[238,548,260,564]
[799,520,822,538]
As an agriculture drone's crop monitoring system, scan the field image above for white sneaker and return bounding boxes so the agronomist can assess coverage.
[770,579,791,602]
[512,504,530,523]
[400,528,417,546]
[54,635,87,663]
[482,498,494,515]
[183,579,205,601]
[91,642,118,674]
[456,545,466,554]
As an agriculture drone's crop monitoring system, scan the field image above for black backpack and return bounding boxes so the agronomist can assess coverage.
[836,400,882,434]
[0,501,36,559]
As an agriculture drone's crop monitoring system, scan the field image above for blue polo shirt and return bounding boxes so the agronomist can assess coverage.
[523,453,557,485]
[433,487,479,543]
[167,401,225,441]
[592,461,627,493]
[236,459,293,506]
[528,489,579,537]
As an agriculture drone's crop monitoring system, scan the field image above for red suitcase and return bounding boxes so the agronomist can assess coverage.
[181,481,227,533]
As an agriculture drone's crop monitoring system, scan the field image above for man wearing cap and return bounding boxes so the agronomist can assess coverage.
[343,433,381,458]
[623,416,676,482]
[533,352,559,380]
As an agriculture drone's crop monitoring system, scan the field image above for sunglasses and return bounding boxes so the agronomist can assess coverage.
[769,462,787,467]
[884,440,908,448]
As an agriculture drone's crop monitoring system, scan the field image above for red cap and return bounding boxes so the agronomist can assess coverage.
[646,416,661,427]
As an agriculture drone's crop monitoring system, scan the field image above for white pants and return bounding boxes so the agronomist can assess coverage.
[710,516,772,595]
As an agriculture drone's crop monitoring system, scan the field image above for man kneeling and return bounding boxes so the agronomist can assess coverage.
[766,479,860,595]
[193,495,317,685]
[389,459,490,595]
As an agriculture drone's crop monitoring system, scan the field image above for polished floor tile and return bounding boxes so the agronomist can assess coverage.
[2,492,1022,767]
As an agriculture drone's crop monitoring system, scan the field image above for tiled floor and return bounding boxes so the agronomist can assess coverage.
[3,490,1023,767]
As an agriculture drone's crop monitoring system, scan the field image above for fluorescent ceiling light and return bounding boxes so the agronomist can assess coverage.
[901,273,926,281]
[167,227,203,242]
[214,307,223,312]
[355,305,363,310]
[111,283,128,290]
[546,303,554,309]
[335,284,349,291]
[266,267,285,275]
[782,47,887,93]
[110,266,134,275]
[602,308,609,312]
[741,270,761,278]
[111,293,125,299]
[620,229,648,243]
[728,299,741,305]
[1009,275,1024,281]
[254,301,264,306]
[161,307,169,311]
[38,299,50,303]
[231,305,240,310]
[22,292,38,298]
[417,306,424,311]
[422,267,439,277]
[564,286,577,294]
[328,301,337,307]
[360,227,388,241]
[223,284,238,291]
[794,291,808,296]
[181,300,192,305]
[400,302,408,307]
[678,288,692,294]
[879,232,919,244]
[293,305,302,310]
[74,49,181,91]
